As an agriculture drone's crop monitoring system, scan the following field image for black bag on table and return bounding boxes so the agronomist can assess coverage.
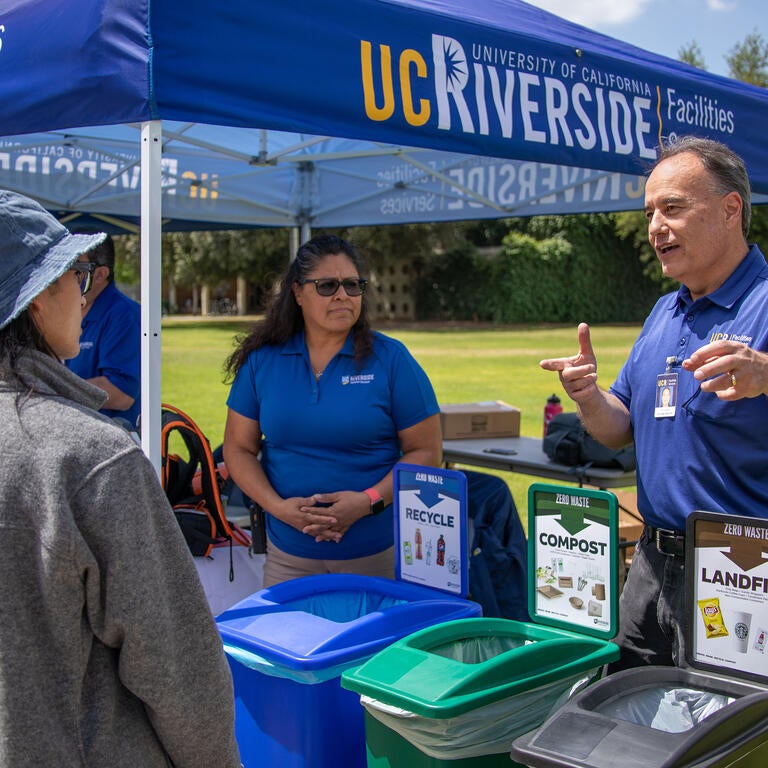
[542,412,636,471]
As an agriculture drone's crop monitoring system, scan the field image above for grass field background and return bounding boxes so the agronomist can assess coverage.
[161,318,640,512]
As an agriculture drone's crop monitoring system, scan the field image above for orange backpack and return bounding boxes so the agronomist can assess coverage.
[160,404,250,561]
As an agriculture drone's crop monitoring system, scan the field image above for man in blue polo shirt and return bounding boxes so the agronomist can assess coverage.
[66,234,141,427]
[541,135,768,670]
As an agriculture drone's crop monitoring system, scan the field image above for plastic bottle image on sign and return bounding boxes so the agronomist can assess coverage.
[436,535,446,566]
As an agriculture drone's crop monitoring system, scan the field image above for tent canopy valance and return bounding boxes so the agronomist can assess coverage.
[3,0,767,191]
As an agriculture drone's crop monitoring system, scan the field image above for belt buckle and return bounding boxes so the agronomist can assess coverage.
[655,527,682,556]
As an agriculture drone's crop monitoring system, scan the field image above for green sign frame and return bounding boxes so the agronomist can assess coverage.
[528,482,619,640]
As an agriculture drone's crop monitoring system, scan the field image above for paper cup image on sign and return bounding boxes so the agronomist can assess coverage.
[732,611,752,654]
[698,597,729,639]
[592,583,606,601]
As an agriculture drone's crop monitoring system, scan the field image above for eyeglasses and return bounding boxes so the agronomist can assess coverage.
[681,382,722,423]
[72,261,97,295]
[297,277,368,297]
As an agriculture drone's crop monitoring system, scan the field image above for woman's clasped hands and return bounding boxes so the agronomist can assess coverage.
[288,491,372,543]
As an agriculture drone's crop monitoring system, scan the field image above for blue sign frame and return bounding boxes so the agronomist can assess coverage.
[393,462,468,597]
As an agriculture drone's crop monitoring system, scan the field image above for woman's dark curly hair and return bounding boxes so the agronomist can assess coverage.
[224,234,373,379]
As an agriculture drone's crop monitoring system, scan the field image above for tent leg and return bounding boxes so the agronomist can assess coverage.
[289,223,312,264]
[289,227,300,262]
[140,120,163,476]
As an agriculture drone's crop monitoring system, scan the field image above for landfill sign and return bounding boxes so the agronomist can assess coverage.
[686,511,768,684]
[528,483,619,639]
[393,463,468,597]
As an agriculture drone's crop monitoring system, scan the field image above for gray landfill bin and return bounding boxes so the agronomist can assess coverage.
[512,510,768,768]
[511,666,768,768]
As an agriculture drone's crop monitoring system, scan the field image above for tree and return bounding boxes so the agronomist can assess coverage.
[724,30,768,248]
[726,30,768,87]
[113,235,140,285]
[678,41,705,69]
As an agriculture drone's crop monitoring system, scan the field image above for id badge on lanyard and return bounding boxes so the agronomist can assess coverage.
[655,356,679,418]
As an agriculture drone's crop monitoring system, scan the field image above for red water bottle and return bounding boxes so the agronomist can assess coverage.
[543,394,563,437]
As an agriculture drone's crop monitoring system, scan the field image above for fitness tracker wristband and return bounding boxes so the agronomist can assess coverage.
[363,487,386,515]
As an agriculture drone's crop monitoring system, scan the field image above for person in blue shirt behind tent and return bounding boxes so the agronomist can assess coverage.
[66,233,141,427]
[223,234,443,586]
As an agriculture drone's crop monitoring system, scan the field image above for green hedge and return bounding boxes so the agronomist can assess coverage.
[416,216,660,323]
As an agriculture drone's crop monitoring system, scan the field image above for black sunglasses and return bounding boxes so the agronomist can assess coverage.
[72,261,97,295]
[297,277,368,297]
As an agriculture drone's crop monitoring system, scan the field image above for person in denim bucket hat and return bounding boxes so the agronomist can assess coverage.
[0,189,242,768]
[0,190,105,330]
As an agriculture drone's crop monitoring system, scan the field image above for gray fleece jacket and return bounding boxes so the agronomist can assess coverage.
[0,351,240,767]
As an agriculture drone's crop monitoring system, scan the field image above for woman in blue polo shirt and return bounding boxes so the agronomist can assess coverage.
[223,234,442,585]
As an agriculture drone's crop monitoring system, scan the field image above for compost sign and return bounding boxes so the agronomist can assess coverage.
[686,511,768,685]
[528,483,619,639]
[393,463,468,597]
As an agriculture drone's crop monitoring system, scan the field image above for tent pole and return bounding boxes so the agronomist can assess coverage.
[140,121,163,476]
[289,221,312,262]
[289,222,313,262]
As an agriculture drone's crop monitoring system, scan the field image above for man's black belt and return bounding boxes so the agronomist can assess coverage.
[646,526,685,557]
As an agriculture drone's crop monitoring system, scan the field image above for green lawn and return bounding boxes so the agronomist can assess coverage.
[161,318,640,516]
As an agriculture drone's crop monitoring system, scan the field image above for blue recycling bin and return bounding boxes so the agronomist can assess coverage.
[216,573,481,768]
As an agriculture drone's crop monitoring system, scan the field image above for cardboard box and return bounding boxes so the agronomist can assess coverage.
[440,400,521,440]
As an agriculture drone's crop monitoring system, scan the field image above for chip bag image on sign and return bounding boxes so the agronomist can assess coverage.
[699,596,729,639]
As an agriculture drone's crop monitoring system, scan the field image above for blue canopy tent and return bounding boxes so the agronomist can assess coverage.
[2,0,767,468]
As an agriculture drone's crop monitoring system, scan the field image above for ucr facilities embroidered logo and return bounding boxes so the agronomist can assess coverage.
[342,374,374,386]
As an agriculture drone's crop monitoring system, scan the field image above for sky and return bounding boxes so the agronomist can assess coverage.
[525,0,767,77]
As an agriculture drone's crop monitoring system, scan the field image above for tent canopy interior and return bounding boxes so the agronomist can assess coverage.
[1,124,658,235]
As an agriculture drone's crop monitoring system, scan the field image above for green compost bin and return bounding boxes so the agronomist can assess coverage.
[341,617,619,768]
